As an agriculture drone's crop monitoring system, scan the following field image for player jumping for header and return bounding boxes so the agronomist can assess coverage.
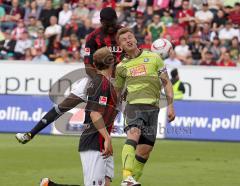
[114,27,175,186]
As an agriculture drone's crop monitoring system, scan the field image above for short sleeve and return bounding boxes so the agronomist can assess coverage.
[84,32,97,65]
[86,77,109,114]
[114,64,126,90]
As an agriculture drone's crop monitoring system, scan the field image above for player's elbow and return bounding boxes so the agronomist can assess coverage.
[90,111,102,120]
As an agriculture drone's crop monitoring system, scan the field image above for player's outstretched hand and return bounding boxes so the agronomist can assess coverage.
[15,133,32,144]
[102,137,113,159]
[167,105,175,122]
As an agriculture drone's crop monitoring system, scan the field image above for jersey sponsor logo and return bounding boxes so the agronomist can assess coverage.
[99,96,108,105]
[144,58,149,62]
[130,65,147,77]
[84,47,90,56]
[107,46,123,53]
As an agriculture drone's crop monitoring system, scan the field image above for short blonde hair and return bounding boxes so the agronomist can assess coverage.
[116,27,134,44]
[93,47,114,70]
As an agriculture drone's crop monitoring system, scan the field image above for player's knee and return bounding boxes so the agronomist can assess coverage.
[136,145,153,159]
[126,127,141,141]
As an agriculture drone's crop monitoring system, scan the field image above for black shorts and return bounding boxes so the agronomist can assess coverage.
[124,104,159,146]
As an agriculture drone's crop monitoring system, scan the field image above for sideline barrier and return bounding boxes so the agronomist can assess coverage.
[166,101,240,141]
[0,62,239,141]
[0,95,52,134]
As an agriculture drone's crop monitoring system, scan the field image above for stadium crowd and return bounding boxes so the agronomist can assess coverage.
[0,0,239,66]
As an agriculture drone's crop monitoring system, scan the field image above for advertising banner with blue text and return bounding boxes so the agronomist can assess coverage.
[166,101,240,141]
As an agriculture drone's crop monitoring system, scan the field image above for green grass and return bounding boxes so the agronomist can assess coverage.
[0,134,240,186]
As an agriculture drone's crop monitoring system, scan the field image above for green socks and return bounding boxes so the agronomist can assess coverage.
[133,155,147,181]
[122,139,137,179]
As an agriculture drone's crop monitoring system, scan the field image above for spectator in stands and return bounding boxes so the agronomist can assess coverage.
[177,0,195,29]
[119,0,137,13]
[136,0,147,14]
[212,9,227,32]
[187,19,199,37]
[24,48,33,60]
[58,3,72,26]
[24,0,42,25]
[1,0,24,31]
[228,2,240,25]
[55,49,70,63]
[44,16,62,40]
[224,0,239,8]
[62,15,79,38]
[132,13,147,45]
[115,4,126,24]
[190,0,202,10]
[147,14,166,41]
[200,50,217,66]
[14,31,32,59]
[153,0,170,15]
[0,29,16,59]
[207,0,224,14]
[122,7,137,28]
[46,35,61,61]
[207,36,221,61]
[11,19,26,40]
[229,36,240,63]
[164,19,184,45]
[72,0,89,24]
[174,36,191,64]
[36,0,46,7]
[0,30,5,42]
[39,0,57,28]
[218,21,240,43]
[103,0,116,9]
[32,47,49,62]
[27,16,44,38]
[195,3,214,25]
[161,9,173,27]
[77,18,94,41]
[66,33,80,55]
[189,34,205,65]
[217,50,236,67]
[139,34,152,50]
[164,50,183,68]
[70,50,81,63]
[89,1,102,28]
[200,23,213,46]
[52,0,64,11]
[0,4,6,21]
[32,28,46,54]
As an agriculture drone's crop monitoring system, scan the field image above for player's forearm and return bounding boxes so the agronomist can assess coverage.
[163,81,174,107]
[159,71,174,107]
[90,111,110,140]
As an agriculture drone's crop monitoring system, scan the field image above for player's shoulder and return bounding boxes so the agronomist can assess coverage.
[86,28,102,41]
[142,50,161,59]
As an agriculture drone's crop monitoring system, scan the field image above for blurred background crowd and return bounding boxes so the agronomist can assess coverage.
[0,0,239,66]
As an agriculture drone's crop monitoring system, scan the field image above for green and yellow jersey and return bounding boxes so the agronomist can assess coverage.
[115,50,165,107]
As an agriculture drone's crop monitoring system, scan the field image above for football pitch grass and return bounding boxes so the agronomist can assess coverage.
[0,134,240,186]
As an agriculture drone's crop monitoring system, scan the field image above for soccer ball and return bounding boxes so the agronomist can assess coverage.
[151,38,173,58]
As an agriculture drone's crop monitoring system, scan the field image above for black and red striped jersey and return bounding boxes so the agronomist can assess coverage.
[79,73,117,152]
[84,26,123,66]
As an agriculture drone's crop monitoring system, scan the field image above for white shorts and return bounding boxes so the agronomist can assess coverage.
[71,77,91,101]
[80,151,114,186]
